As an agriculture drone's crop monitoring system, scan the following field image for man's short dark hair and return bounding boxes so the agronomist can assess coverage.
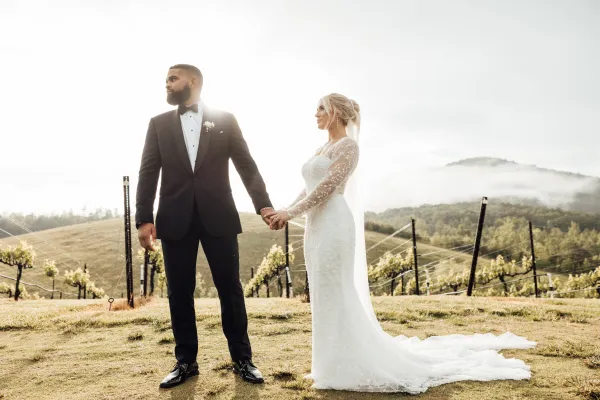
[170,64,203,86]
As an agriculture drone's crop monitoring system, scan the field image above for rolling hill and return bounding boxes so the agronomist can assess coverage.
[0,213,480,299]
[3,157,599,299]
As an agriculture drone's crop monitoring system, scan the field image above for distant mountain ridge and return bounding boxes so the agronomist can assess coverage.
[447,157,597,179]
[442,157,600,214]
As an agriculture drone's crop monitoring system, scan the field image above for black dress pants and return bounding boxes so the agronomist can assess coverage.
[161,207,251,363]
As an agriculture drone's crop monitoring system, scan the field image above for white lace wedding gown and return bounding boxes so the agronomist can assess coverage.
[285,137,536,394]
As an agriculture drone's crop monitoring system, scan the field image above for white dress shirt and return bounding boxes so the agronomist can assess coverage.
[179,102,204,169]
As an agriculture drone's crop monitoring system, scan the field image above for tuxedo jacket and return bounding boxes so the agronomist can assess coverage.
[135,106,272,239]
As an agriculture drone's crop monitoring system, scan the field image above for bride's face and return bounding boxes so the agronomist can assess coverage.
[315,102,329,130]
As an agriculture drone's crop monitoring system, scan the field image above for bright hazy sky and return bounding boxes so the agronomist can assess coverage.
[1,0,599,216]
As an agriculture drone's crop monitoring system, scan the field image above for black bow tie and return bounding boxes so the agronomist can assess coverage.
[178,103,199,115]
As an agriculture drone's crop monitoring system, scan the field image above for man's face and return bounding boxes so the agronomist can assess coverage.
[165,68,192,105]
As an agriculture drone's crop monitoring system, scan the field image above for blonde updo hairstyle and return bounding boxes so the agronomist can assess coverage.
[321,93,360,129]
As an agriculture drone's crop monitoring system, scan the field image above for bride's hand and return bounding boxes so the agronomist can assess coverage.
[267,210,290,230]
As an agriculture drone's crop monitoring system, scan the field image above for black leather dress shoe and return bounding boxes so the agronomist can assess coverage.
[159,361,199,389]
[232,360,264,384]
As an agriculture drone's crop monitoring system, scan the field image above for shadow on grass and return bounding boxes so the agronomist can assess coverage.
[158,375,199,400]
[231,376,263,400]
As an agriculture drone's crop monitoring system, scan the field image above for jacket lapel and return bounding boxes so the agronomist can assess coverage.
[194,107,211,173]
[171,110,194,175]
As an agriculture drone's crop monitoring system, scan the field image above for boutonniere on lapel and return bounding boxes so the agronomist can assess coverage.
[203,121,215,133]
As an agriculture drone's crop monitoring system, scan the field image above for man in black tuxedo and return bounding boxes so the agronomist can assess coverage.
[135,64,274,388]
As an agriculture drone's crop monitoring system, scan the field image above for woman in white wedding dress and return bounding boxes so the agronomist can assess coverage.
[265,93,536,394]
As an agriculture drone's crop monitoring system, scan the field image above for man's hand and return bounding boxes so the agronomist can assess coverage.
[265,210,290,230]
[260,207,274,226]
[137,223,157,251]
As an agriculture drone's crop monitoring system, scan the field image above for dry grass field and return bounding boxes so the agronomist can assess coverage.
[1,296,599,400]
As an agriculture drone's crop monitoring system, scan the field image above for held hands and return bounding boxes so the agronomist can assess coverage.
[260,207,289,230]
[137,223,157,251]
[260,207,275,226]
[264,209,291,230]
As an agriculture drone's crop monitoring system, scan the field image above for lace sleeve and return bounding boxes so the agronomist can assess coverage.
[285,189,307,210]
[287,138,359,218]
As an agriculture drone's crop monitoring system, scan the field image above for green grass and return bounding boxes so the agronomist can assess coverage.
[0,214,483,300]
[1,296,599,399]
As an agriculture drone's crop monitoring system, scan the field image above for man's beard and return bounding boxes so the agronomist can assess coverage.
[167,84,192,105]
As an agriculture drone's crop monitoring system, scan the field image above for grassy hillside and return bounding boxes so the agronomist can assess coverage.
[0,209,118,239]
[0,214,480,299]
[1,296,599,399]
